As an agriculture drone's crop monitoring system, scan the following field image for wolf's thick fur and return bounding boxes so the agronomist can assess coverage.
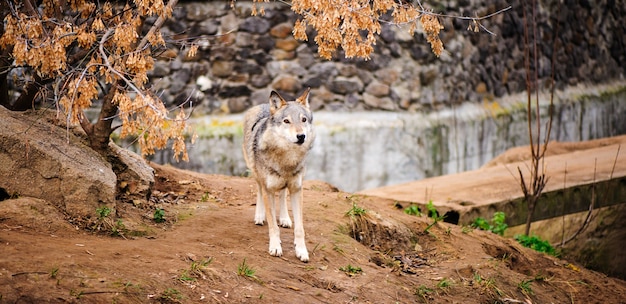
[242,88,315,262]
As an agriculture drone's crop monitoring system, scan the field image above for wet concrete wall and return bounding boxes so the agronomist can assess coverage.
[141,83,626,192]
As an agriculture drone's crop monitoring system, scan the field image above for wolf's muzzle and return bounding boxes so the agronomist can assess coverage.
[296,134,306,145]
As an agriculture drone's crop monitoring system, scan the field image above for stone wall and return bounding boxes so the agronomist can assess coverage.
[149,0,625,114]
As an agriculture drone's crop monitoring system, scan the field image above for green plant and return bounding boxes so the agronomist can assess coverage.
[153,208,166,223]
[515,234,559,256]
[423,201,446,233]
[471,211,508,236]
[237,258,257,279]
[404,205,422,216]
[332,244,344,254]
[473,272,505,297]
[179,258,213,282]
[69,289,84,299]
[425,201,438,218]
[160,288,183,302]
[49,267,59,279]
[96,206,112,219]
[518,278,534,295]
[415,285,433,301]
[178,272,196,282]
[345,201,366,217]
[201,192,210,202]
[94,206,127,237]
[111,219,126,237]
[339,264,362,277]
[437,278,453,289]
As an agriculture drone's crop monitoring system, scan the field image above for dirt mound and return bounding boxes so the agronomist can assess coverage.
[1,163,625,303]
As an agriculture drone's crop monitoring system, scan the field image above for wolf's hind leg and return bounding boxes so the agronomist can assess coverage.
[278,189,292,228]
[254,182,265,225]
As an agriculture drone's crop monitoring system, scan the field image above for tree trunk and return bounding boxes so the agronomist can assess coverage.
[524,198,535,236]
[85,84,119,156]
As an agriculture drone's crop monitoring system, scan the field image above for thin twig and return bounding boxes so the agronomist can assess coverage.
[558,145,621,247]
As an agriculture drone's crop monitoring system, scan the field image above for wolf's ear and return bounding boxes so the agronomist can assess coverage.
[269,91,287,114]
[296,87,311,108]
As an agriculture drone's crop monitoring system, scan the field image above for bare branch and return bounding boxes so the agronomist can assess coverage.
[137,0,179,52]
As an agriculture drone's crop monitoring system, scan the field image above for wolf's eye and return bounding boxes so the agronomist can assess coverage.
[283,119,290,124]
[302,117,307,123]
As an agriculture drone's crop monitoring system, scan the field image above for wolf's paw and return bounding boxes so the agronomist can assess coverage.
[269,239,283,257]
[295,245,309,263]
[278,217,292,228]
[254,215,265,226]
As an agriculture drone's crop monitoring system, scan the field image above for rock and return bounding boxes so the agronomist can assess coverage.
[227,96,250,113]
[108,144,154,204]
[272,76,301,93]
[170,58,183,70]
[257,34,276,52]
[174,85,204,106]
[250,88,272,106]
[149,61,170,77]
[234,60,263,75]
[266,61,306,78]
[380,25,396,44]
[475,82,488,94]
[157,49,178,60]
[250,72,272,88]
[302,77,322,88]
[308,62,338,81]
[169,69,191,94]
[296,44,315,68]
[248,50,272,65]
[345,93,361,109]
[419,67,438,86]
[310,86,335,107]
[186,3,212,21]
[191,19,219,36]
[239,16,270,34]
[219,12,240,33]
[375,68,399,85]
[211,60,235,78]
[275,37,300,52]
[235,32,255,48]
[365,80,390,97]
[186,3,227,21]
[338,64,358,77]
[363,93,396,110]
[196,75,213,91]
[270,22,293,38]
[218,85,252,98]
[356,53,391,71]
[356,69,374,86]
[0,107,116,225]
[270,49,295,60]
[328,76,364,95]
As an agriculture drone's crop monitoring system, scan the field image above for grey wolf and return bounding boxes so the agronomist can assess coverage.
[242,88,316,262]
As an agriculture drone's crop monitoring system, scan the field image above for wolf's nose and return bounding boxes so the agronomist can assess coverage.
[296,134,306,144]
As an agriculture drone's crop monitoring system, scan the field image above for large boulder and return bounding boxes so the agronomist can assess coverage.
[0,106,116,226]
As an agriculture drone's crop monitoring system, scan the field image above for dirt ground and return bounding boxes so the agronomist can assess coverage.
[1,161,626,303]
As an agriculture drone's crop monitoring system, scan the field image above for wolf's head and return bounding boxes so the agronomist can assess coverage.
[268,88,315,146]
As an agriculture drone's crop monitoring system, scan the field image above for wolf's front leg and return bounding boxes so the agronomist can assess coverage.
[277,189,292,228]
[263,189,282,257]
[254,182,265,225]
[291,188,309,262]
